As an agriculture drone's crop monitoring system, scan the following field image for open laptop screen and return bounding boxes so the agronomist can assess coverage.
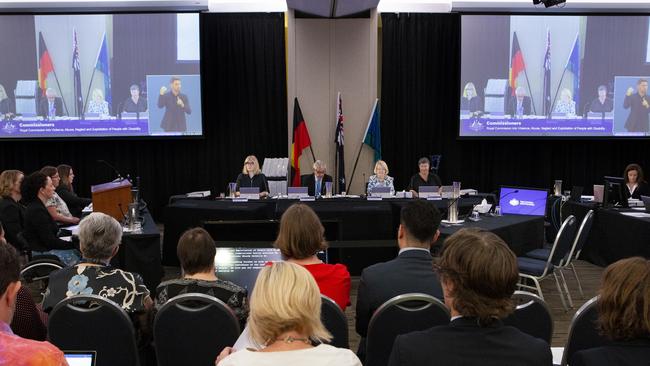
[499,187,548,216]
[64,351,96,366]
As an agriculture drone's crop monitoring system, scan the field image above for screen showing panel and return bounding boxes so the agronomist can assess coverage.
[460,15,650,138]
[0,13,202,139]
[499,187,548,216]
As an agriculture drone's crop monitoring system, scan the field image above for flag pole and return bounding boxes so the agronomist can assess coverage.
[347,142,364,193]
[522,68,537,115]
[83,32,106,114]
[40,32,69,116]
[347,99,378,192]
[550,33,579,115]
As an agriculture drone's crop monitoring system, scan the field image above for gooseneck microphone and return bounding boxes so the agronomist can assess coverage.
[97,159,123,181]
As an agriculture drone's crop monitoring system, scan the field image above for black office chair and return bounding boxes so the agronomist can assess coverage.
[503,291,553,344]
[320,295,349,348]
[365,293,450,366]
[20,258,64,304]
[560,296,611,366]
[49,294,140,366]
[154,293,241,366]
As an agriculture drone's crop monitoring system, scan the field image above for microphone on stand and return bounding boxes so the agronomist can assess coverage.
[97,159,123,181]
[490,189,519,215]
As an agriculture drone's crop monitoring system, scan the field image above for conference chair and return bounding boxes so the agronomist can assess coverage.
[525,210,594,300]
[502,291,553,344]
[19,257,63,304]
[154,293,241,366]
[320,295,349,348]
[365,293,450,366]
[517,215,578,311]
[49,294,139,366]
[560,296,611,366]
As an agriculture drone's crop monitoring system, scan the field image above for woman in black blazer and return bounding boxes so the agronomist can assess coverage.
[21,172,80,266]
[571,257,650,366]
[235,155,269,198]
[622,163,650,200]
[0,170,26,252]
[56,164,92,218]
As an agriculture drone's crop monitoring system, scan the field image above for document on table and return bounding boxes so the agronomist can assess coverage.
[620,212,650,218]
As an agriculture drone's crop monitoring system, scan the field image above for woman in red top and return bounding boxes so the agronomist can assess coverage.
[274,204,350,310]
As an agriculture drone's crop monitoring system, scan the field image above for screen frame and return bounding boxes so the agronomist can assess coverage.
[0,10,206,142]
[458,11,650,141]
[498,185,549,216]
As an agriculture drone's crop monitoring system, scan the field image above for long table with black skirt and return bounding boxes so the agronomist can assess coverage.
[110,209,163,292]
[562,201,650,266]
[163,197,544,267]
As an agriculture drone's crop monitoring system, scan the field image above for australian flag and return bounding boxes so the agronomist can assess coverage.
[334,92,345,194]
[72,28,83,116]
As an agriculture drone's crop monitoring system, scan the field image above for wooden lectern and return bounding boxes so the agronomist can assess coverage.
[91,180,133,221]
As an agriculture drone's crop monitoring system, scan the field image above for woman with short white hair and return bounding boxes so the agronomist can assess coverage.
[367,160,395,196]
[42,212,152,314]
[216,262,361,366]
[86,88,110,117]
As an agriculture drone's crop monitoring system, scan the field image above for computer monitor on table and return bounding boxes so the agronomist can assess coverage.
[603,176,627,208]
[498,186,548,216]
[63,351,96,366]
[640,195,650,213]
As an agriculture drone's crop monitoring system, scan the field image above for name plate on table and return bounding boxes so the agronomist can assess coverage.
[232,197,249,202]
[427,196,442,201]
[419,186,440,199]
[370,187,392,198]
[239,187,260,200]
[288,187,309,199]
[299,196,315,202]
[367,196,382,201]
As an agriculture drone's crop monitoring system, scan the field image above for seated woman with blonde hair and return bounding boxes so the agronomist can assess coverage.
[367,160,394,196]
[216,262,361,366]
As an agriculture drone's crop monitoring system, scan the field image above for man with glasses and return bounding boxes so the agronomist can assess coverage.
[300,160,333,197]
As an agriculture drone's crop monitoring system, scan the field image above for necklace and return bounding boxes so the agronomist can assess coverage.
[274,335,311,344]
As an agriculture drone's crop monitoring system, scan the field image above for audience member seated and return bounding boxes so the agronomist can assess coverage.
[39,166,79,225]
[216,262,361,366]
[622,163,649,200]
[42,212,151,314]
[274,203,350,310]
[22,172,80,266]
[407,157,442,197]
[0,170,26,252]
[55,164,91,218]
[388,228,552,366]
[571,257,650,366]
[366,160,395,196]
[301,160,333,197]
[235,155,269,198]
[0,238,67,365]
[356,200,443,356]
[155,227,248,328]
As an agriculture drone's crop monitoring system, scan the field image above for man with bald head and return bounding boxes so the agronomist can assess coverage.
[38,88,65,119]
[507,86,532,117]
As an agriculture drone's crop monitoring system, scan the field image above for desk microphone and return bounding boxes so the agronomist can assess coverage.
[117,203,128,223]
[97,160,123,181]
[491,189,519,214]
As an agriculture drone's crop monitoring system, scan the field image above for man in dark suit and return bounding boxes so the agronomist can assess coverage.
[589,85,614,114]
[38,88,65,119]
[157,76,191,132]
[507,86,532,117]
[355,200,443,358]
[388,228,552,366]
[623,78,650,132]
[300,160,333,197]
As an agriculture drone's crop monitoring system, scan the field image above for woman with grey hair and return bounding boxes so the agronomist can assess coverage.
[42,212,152,314]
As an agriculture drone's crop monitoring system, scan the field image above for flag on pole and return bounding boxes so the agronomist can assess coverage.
[95,33,112,104]
[334,92,345,194]
[509,32,525,96]
[38,32,54,96]
[362,99,381,162]
[566,34,580,109]
[290,98,312,187]
[72,28,83,117]
[542,29,551,116]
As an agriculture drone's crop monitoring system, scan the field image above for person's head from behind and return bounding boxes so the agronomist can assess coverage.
[57,164,74,190]
[437,228,518,325]
[560,88,573,103]
[398,200,441,249]
[418,157,430,175]
[274,204,326,260]
[0,170,24,199]
[597,257,650,341]
[78,212,123,263]
[170,76,181,94]
[92,88,104,103]
[45,88,57,102]
[597,85,607,99]
[248,262,331,346]
[40,166,60,188]
[463,82,477,99]
[130,84,140,99]
[21,172,53,203]
[242,155,261,175]
[623,163,644,185]
[177,227,216,276]
[515,86,526,101]
[637,78,648,96]
[312,160,327,179]
[0,240,21,324]
[374,160,389,180]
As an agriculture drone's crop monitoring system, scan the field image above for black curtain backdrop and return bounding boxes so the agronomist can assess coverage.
[0,13,288,219]
[381,13,650,195]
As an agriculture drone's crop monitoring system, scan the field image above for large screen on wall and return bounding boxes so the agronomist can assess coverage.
[460,15,650,138]
[0,13,202,139]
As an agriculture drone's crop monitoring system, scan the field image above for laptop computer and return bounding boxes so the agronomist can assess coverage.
[64,351,96,366]
[287,186,308,198]
[440,185,454,199]
[370,186,392,198]
[419,186,440,199]
[215,247,283,292]
[239,187,260,200]
[641,195,650,213]
[499,186,548,216]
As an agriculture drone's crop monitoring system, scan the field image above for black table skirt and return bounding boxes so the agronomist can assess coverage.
[563,201,650,266]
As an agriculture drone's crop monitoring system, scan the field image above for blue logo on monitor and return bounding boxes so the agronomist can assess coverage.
[2,121,16,134]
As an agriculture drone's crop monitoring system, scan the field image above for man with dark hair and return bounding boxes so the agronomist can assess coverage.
[157,76,191,132]
[589,85,613,114]
[388,228,552,366]
[122,84,148,113]
[623,78,650,132]
[0,239,68,365]
[355,200,443,357]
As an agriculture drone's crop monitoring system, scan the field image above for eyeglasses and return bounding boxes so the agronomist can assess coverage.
[245,162,255,165]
